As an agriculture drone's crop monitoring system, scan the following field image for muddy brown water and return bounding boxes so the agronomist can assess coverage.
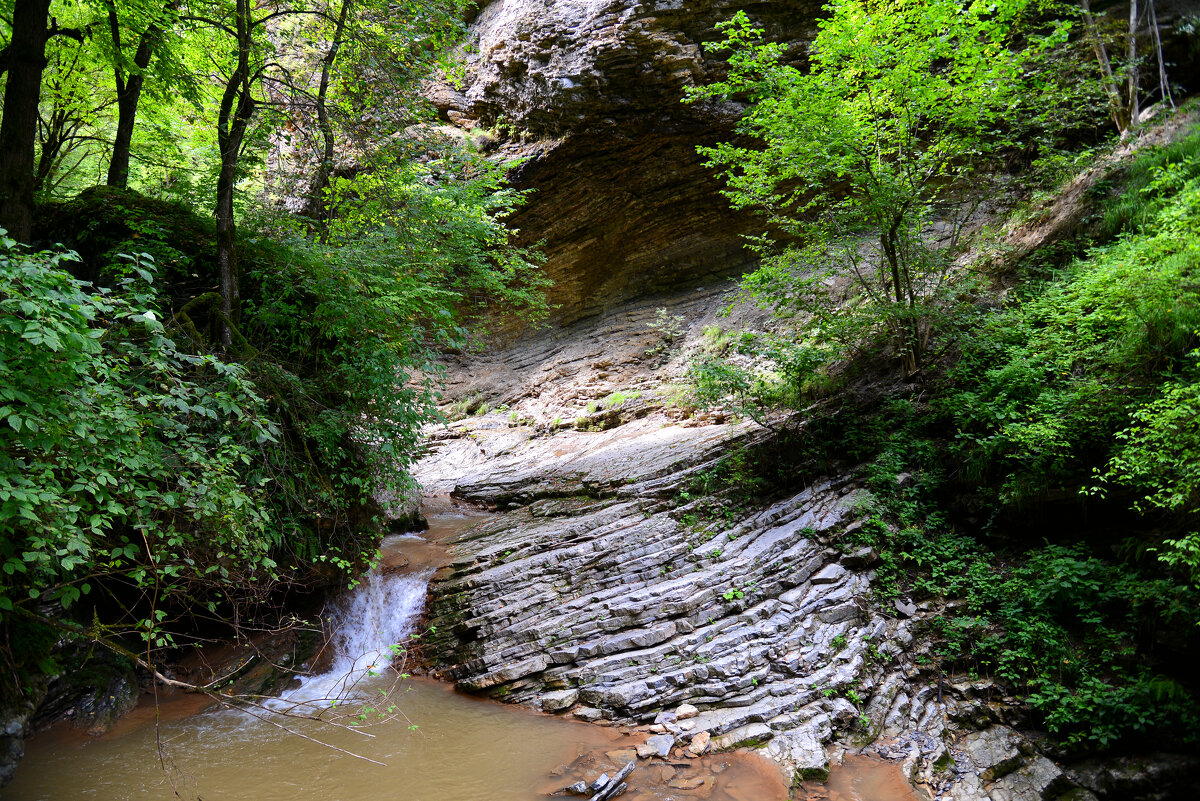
[796,755,926,801]
[7,501,792,801]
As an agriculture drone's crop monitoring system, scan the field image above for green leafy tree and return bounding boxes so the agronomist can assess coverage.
[686,0,1071,377]
[0,0,549,726]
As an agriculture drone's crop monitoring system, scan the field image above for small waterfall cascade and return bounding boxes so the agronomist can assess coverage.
[270,567,433,715]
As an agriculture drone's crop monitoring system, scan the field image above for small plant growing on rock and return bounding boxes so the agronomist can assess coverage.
[701,325,735,356]
[646,307,686,353]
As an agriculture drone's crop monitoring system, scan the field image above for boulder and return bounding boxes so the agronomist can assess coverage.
[987,756,1070,801]
[641,734,675,759]
[959,727,1023,783]
[759,718,832,785]
[685,731,711,757]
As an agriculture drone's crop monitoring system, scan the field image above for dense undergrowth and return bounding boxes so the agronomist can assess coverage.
[0,160,545,699]
[688,123,1200,752]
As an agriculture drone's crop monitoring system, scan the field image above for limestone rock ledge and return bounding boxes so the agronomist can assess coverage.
[421,441,961,795]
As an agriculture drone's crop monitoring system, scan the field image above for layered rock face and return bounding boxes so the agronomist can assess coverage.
[414,399,1121,801]
[426,0,818,323]
[457,0,815,134]
[409,4,1200,799]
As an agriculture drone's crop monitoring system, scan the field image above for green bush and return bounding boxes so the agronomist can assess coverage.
[944,130,1200,507]
[0,241,279,642]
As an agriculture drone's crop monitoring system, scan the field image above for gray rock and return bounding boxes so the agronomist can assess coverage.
[988,756,1069,801]
[759,724,831,786]
[573,706,604,722]
[959,726,1023,783]
[541,689,578,712]
[842,546,878,568]
[810,563,847,585]
[713,722,774,750]
[643,734,674,758]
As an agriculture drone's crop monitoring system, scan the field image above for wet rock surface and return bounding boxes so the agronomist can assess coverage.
[0,678,46,788]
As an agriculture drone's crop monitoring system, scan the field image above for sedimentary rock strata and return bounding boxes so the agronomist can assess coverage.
[424,0,821,323]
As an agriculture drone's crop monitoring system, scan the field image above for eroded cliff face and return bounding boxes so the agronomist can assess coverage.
[425,0,818,323]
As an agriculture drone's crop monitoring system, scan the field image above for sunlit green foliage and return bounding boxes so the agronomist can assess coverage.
[947,129,1200,538]
[842,416,1200,751]
[687,0,1073,374]
[1,155,545,672]
[0,0,547,695]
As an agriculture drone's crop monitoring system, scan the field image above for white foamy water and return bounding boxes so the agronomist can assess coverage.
[267,568,433,716]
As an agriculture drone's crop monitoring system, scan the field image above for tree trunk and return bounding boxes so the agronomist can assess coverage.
[1148,0,1173,110]
[1079,0,1128,133]
[215,154,243,348]
[214,0,256,348]
[1126,0,1140,131]
[880,226,920,373]
[0,0,53,242]
[305,0,352,229]
[107,4,158,189]
[34,108,69,196]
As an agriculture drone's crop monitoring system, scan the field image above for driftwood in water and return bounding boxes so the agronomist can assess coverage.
[593,761,635,801]
[552,761,636,799]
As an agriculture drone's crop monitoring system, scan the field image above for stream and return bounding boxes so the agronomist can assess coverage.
[6,502,913,801]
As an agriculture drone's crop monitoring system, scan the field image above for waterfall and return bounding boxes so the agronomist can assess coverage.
[269,567,433,715]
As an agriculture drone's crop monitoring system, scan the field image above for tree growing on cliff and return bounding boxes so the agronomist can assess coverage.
[686,0,1072,379]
